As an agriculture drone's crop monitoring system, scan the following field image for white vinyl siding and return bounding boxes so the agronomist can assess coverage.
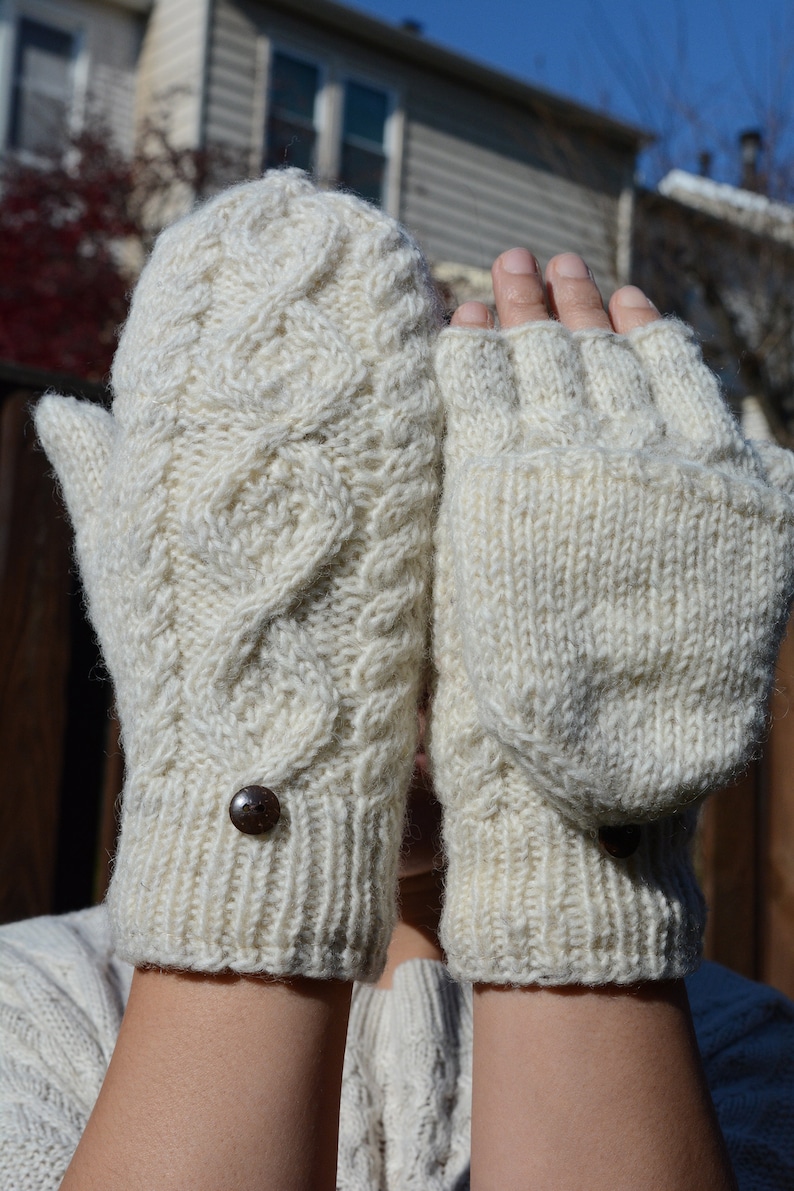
[401,118,619,286]
[202,0,633,281]
[135,0,210,149]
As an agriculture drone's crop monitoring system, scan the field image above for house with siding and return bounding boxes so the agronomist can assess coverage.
[0,0,645,302]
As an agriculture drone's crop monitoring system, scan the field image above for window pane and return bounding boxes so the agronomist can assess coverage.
[340,143,385,205]
[13,92,68,154]
[9,18,75,152]
[265,116,316,172]
[339,81,389,203]
[342,81,387,148]
[270,52,319,121]
[265,52,319,171]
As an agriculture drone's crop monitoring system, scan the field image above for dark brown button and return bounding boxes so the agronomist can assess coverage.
[229,786,280,835]
[598,824,641,859]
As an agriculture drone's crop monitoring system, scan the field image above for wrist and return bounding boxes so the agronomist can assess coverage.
[376,868,445,988]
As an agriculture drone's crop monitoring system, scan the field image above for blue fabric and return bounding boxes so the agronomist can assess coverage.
[686,961,794,1190]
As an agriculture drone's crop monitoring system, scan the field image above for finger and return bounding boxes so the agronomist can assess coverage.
[34,395,114,534]
[576,330,665,448]
[629,320,746,460]
[545,254,611,331]
[435,328,520,459]
[506,320,595,446]
[450,301,494,329]
[492,249,548,329]
[609,286,661,335]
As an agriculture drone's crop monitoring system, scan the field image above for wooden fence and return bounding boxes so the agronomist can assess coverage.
[1,362,793,997]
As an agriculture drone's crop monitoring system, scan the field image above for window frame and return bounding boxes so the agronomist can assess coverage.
[336,70,399,212]
[255,36,403,217]
[0,0,88,158]
[258,41,329,179]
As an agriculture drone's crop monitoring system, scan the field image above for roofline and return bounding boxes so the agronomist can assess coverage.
[659,168,794,226]
[260,0,650,150]
[108,0,154,14]
[637,185,794,250]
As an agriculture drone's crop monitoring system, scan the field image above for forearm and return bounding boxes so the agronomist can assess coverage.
[471,978,737,1191]
[60,968,352,1191]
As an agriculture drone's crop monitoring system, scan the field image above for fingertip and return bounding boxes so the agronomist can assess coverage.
[492,249,548,329]
[609,286,660,334]
[546,253,592,281]
[544,254,611,331]
[495,248,539,277]
[450,301,494,329]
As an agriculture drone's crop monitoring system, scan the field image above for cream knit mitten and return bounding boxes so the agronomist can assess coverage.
[34,170,440,980]
[431,317,794,985]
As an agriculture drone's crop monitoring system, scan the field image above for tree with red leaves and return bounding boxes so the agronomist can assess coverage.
[0,120,243,380]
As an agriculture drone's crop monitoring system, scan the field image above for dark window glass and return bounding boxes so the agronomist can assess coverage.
[264,52,319,172]
[8,18,75,152]
[339,81,389,204]
[343,81,388,145]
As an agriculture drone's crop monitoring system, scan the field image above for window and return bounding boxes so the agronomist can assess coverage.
[264,51,320,172]
[339,80,389,205]
[262,48,396,208]
[8,18,76,153]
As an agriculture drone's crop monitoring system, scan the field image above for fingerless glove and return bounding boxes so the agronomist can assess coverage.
[431,316,794,985]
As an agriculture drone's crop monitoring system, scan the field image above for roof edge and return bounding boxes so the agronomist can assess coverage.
[260,0,650,149]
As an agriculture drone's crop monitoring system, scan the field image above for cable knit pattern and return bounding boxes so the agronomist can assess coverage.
[0,909,474,1191]
[431,316,794,985]
[34,170,441,979]
[340,962,472,1190]
[0,913,131,1190]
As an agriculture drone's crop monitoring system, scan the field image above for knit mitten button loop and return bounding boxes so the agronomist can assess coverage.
[229,786,281,835]
[597,824,641,859]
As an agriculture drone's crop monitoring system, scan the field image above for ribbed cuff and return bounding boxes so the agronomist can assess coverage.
[440,789,705,986]
[105,758,404,981]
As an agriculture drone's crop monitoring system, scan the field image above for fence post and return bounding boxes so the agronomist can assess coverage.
[0,390,71,923]
[761,614,794,997]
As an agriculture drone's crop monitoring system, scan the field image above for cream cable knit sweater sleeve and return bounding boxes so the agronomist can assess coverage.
[0,908,473,1191]
[34,170,441,981]
[431,317,794,986]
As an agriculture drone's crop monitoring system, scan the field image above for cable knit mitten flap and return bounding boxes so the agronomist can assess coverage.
[34,170,440,980]
[431,316,794,986]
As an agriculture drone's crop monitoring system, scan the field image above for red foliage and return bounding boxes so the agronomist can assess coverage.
[0,121,242,380]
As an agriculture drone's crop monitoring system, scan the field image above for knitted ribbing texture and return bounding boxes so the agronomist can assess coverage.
[431,316,794,985]
[34,169,441,980]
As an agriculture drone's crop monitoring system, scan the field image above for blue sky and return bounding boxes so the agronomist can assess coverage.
[348,0,794,190]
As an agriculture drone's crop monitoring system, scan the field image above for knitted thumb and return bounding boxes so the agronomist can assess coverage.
[34,395,114,536]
